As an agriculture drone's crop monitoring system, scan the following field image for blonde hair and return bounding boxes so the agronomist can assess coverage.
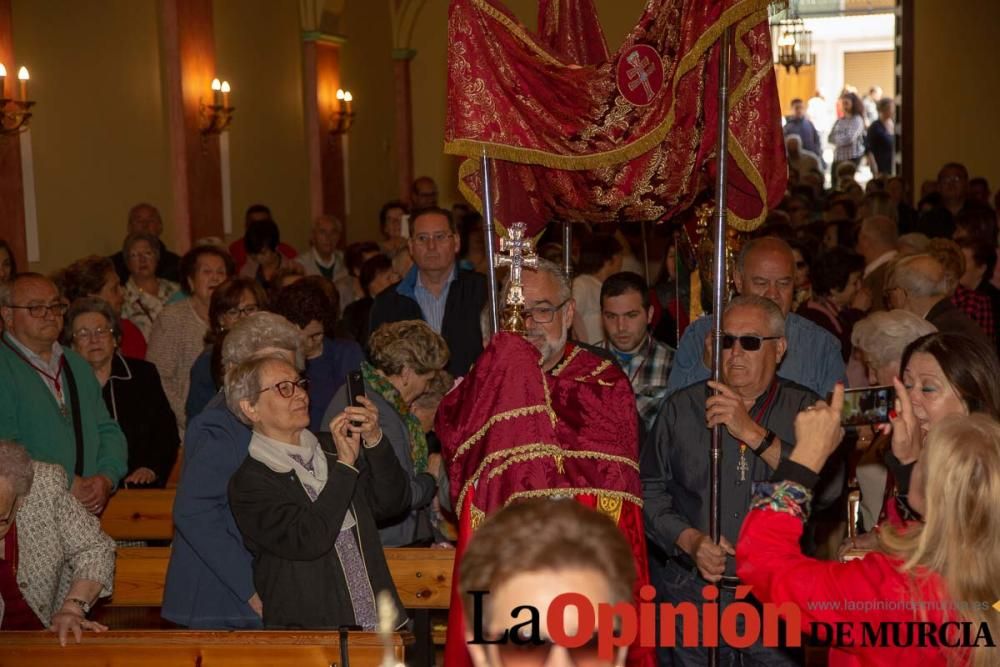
[878,414,1000,666]
[368,320,449,376]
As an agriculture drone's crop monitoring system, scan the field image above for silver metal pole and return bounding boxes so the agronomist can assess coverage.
[708,27,732,667]
[562,221,573,279]
[481,153,500,335]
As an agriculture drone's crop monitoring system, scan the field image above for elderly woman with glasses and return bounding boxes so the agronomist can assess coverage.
[227,354,409,629]
[185,277,268,422]
[63,298,179,488]
[163,312,305,629]
[54,254,148,359]
[119,232,180,341]
[323,320,448,548]
[0,440,115,643]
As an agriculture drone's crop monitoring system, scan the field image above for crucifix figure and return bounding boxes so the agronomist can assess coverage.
[494,221,538,334]
[626,50,656,102]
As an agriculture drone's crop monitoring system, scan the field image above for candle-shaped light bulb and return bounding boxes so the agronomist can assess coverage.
[0,63,6,99]
[17,66,28,101]
[211,77,222,105]
[221,80,231,107]
[343,91,353,103]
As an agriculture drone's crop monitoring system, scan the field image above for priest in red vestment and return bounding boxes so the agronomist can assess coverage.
[436,258,654,667]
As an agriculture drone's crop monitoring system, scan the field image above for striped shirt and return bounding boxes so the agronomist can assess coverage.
[413,265,456,334]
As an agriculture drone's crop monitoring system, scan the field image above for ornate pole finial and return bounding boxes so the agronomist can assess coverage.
[495,222,538,334]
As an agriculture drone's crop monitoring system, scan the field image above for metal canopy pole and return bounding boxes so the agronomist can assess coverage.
[481,153,500,334]
[708,26,732,667]
[562,221,573,279]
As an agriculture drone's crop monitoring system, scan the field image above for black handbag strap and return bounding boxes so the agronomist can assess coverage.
[61,360,86,477]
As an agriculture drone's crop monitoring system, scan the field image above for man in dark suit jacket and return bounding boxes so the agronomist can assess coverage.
[370,207,487,377]
[109,203,181,283]
[885,253,990,346]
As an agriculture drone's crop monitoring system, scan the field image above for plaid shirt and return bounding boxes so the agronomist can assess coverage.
[952,286,995,337]
[604,336,675,431]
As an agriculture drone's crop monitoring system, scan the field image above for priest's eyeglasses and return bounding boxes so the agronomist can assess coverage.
[721,333,781,351]
[523,299,570,324]
[258,377,310,399]
[7,302,70,318]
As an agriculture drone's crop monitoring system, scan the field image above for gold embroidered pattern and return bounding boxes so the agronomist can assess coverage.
[597,494,624,524]
[550,346,582,377]
[456,444,641,516]
[504,487,644,509]
[575,359,611,382]
[452,404,555,461]
[470,503,486,531]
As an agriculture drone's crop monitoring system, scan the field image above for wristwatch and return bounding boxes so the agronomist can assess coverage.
[65,597,91,615]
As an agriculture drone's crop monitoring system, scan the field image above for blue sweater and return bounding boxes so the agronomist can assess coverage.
[162,393,261,629]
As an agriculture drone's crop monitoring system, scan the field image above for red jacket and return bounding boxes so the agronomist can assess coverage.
[737,507,970,667]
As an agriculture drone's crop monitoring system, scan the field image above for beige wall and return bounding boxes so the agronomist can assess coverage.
[912,0,1000,192]
[340,0,398,243]
[13,0,172,274]
[214,0,310,251]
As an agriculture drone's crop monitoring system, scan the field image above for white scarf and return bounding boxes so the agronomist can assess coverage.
[248,429,356,530]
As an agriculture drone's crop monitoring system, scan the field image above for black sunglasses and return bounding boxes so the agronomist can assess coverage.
[722,333,781,351]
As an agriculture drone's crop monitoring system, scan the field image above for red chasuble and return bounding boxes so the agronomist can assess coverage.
[436,334,653,667]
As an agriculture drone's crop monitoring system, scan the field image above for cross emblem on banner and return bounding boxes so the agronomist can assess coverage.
[615,44,665,107]
[626,50,655,101]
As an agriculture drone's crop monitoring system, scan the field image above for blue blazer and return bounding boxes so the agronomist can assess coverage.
[161,393,261,629]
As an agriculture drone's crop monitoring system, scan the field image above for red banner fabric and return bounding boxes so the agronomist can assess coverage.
[445,0,787,236]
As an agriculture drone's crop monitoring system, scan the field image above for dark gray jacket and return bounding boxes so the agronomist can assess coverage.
[322,380,437,547]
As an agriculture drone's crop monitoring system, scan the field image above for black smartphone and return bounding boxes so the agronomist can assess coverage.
[841,385,895,427]
[346,370,366,427]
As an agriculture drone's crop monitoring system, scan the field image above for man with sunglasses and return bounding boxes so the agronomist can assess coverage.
[666,236,845,398]
[642,295,823,665]
[0,274,126,515]
[370,207,487,377]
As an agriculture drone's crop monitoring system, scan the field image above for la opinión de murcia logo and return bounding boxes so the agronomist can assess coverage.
[466,585,997,660]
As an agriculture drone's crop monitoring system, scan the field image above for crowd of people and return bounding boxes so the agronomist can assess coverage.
[0,161,998,667]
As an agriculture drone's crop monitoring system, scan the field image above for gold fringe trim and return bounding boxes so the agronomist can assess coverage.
[504,487,644,508]
[456,443,641,518]
[469,503,486,531]
[452,404,554,461]
[575,359,611,382]
[550,345,582,377]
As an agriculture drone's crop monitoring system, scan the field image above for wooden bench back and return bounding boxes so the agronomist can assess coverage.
[101,489,175,541]
[113,546,455,610]
[0,630,407,666]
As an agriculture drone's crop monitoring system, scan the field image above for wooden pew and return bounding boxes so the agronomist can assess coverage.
[101,489,175,541]
[110,547,455,611]
[0,630,408,666]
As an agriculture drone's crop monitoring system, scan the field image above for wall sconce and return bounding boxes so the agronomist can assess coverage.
[200,77,234,135]
[330,88,354,135]
[0,64,34,135]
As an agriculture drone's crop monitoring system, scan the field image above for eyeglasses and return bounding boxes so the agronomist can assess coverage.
[258,377,309,399]
[72,327,115,342]
[413,232,453,246]
[523,299,570,324]
[484,631,612,667]
[127,251,156,261]
[6,302,69,318]
[224,304,259,319]
[721,333,781,351]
